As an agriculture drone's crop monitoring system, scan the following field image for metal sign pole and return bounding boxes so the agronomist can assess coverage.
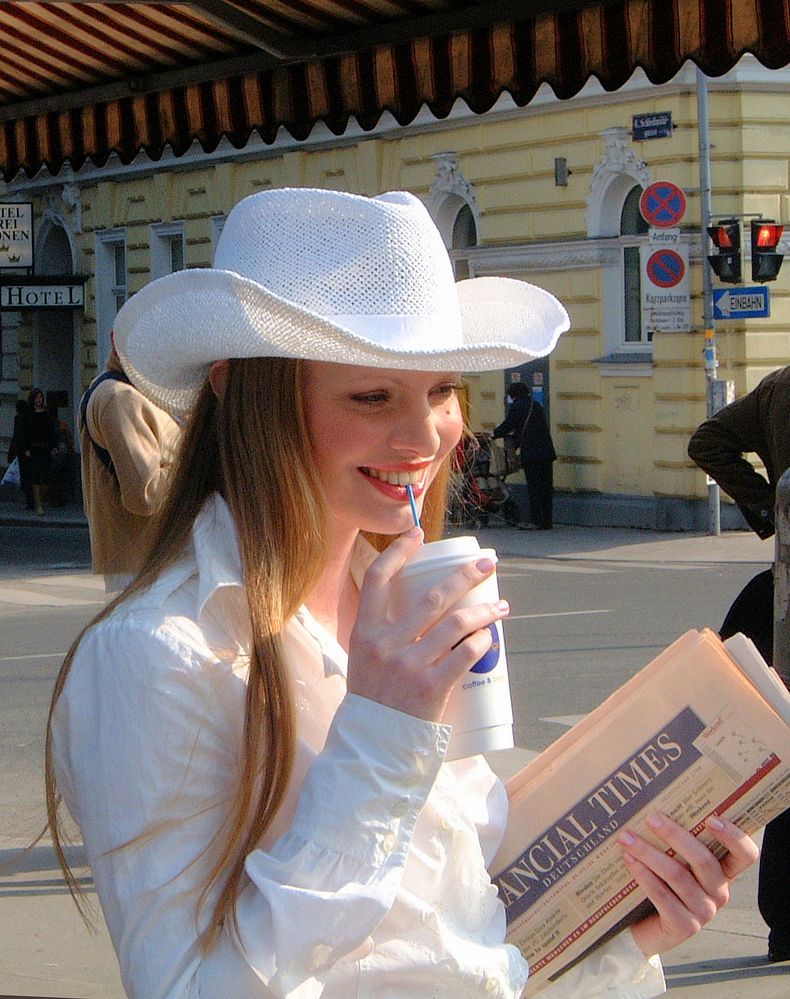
[775,469,790,681]
[696,66,721,535]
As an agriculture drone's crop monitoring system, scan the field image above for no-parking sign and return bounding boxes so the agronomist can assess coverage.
[639,181,686,228]
[641,244,690,332]
[646,248,685,287]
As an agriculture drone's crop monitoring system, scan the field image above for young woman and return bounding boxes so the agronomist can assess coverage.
[24,387,58,514]
[47,189,757,999]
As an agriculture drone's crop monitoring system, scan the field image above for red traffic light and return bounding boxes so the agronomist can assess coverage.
[751,219,784,282]
[753,221,783,249]
[707,219,742,284]
[708,222,739,249]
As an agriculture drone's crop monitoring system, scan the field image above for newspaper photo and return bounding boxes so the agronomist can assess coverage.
[491,629,790,995]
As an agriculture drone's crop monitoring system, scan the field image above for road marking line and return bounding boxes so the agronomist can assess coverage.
[508,609,612,620]
[541,714,586,727]
[0,652,66,662]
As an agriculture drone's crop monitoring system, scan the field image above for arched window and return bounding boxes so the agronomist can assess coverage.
[426,152,481,279]
[451,203,478,279]
[621,186,649,344]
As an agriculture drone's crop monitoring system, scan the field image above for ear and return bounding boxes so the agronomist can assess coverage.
[208,360,230,400]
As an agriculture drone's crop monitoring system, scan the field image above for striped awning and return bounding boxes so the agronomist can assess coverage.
[1,0,788,182]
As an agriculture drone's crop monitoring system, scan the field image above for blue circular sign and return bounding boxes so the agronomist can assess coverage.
[639,182,687,228]
[646,249,685,288]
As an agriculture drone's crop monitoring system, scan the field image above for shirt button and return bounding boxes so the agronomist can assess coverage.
[484,977,502,994]
[382,833,397,853]
[440,817,453,832]
[390,797,409,817]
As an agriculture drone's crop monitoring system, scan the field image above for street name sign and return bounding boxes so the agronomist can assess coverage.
[632,111,673,141]
[713,286,770,320]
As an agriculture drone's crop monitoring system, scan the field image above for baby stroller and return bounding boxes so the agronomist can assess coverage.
[449,433,521,528]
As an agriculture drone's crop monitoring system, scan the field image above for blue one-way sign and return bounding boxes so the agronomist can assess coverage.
[713,286,770,320]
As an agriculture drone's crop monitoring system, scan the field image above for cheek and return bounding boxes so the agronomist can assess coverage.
[307,410,375,477]
[439,403,464,455]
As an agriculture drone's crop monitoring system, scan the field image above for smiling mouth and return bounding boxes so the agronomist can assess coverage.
[362,467,424,487]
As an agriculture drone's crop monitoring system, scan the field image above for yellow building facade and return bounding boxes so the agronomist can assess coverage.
[2,56,787,528]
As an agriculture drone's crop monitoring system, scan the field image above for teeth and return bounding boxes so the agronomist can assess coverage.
[365,468,422,486]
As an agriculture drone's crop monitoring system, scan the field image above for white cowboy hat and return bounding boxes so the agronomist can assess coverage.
[113,188,569,416]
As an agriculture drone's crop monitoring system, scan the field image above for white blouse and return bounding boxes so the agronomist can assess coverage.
[52,494,665,999]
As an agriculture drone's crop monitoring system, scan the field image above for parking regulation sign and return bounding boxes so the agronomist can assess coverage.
[639,181,687,228]
[641,243,690,332]
[646,248,685,287]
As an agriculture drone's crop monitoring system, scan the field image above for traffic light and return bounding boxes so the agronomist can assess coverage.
[751,220,784,282]
[707,219,742,284]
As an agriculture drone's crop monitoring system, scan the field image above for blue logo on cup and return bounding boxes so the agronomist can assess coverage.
[470,623,500,674]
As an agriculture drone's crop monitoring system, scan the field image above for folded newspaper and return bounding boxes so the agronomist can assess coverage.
[491,629,790,996]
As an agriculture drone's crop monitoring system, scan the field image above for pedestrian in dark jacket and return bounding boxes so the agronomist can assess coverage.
[493,381,557,529]
[7,398,34,510]
[688,363,790,963]
[21,388,58,515]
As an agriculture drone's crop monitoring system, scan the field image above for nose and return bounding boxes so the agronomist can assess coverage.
[388,400,442,456]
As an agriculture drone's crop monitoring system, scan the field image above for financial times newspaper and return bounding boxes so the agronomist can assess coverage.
[491,629,790,996]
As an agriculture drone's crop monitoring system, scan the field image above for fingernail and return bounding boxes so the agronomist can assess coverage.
[404,526,423,540]
[647,812,663,830]
[496,599,510,613]
[706,814,725,831]
[476,558,495,573]
[618,830,636,847]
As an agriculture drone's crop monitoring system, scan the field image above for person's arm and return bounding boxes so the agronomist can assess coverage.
[539,933,664,999]
[52,615,448,999]
[89,386,179,516]
[492,398,525,439]
[688,392,775,538]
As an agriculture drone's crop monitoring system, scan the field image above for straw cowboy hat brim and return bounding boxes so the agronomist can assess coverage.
[113,189,570,416]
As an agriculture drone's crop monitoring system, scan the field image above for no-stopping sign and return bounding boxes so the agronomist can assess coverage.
[639,182,686,228]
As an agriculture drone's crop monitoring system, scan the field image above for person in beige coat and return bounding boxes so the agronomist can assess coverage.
[80,344,180,590]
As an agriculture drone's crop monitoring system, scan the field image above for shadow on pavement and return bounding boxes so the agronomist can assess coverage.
[664,953,788,988]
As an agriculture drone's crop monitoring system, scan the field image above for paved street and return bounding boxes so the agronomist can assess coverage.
[0,511,788,997]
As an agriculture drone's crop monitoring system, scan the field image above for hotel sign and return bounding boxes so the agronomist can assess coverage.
[0,202,33,269]
[0,276,86,309]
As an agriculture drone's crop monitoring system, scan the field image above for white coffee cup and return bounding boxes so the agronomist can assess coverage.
[391,536,514,760]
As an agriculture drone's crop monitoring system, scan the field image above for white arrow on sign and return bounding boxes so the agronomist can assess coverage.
[716,291,732,317]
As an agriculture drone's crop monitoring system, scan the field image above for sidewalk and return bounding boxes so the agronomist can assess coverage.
[0,497,87,530]
[1,502,786,997]
[0,493,776,563]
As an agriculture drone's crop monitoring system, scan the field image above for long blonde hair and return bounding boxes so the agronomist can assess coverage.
[45,356,453,950]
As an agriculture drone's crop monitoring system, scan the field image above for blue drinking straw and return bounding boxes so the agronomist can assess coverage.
[406,483,421,529]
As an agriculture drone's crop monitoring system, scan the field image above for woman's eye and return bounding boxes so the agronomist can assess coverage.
[351,392,389,405]
[431,383,460,400]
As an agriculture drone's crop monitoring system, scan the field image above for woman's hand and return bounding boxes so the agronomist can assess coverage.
[346,527,509,722]
[620,812,759,958]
